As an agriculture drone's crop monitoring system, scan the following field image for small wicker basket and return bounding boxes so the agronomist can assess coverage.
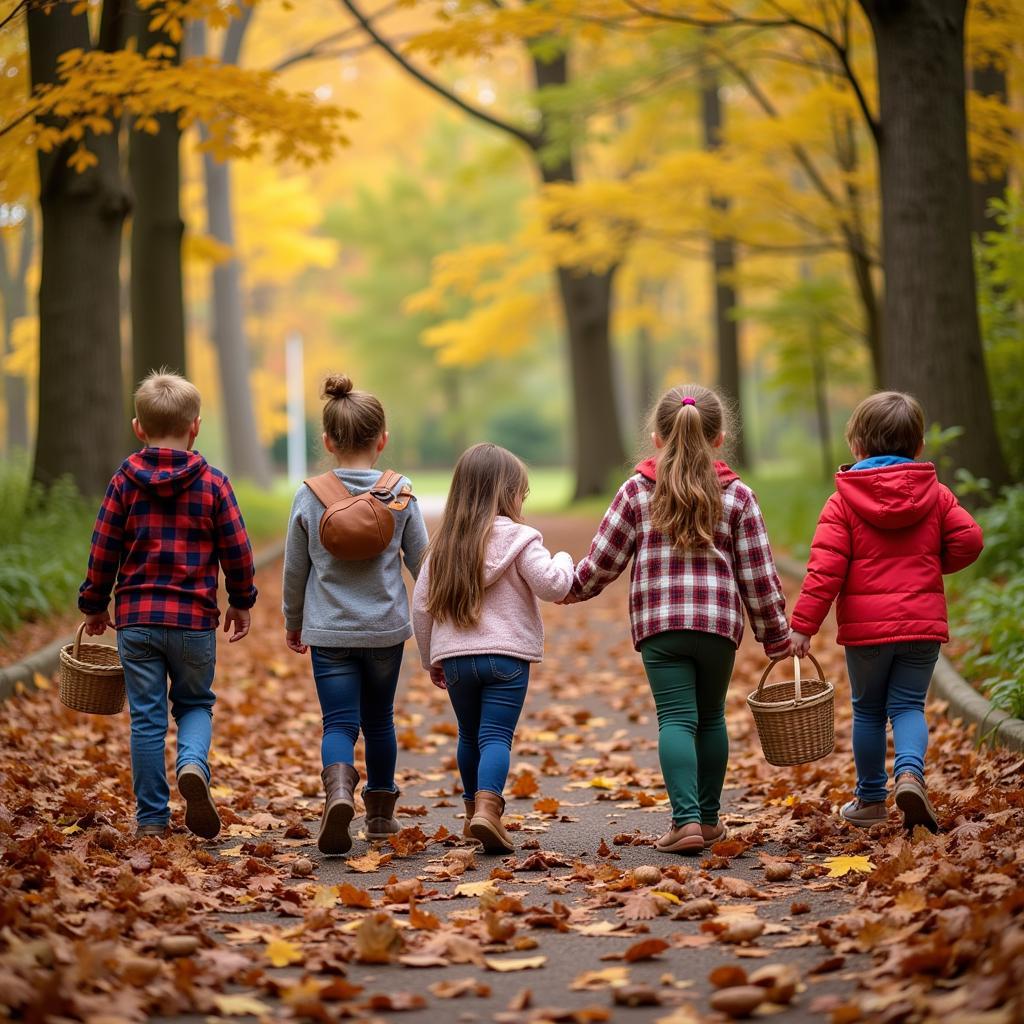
[747,654,834,766]
[59,622,125,715]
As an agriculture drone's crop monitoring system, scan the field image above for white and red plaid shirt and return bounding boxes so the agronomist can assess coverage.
[572,459,790,656]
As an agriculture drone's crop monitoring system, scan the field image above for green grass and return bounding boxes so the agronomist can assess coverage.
[410,467,575,515]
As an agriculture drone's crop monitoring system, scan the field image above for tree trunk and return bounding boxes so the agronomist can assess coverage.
[193,13,270,486]
[859,0,1009,487]
[635,281,658,417]
[27,3,128,495]
[969,59,1007,236]
[700,64,747,467]
[127,0,186,381]
[0,212,31,452]
[533,50,626,499]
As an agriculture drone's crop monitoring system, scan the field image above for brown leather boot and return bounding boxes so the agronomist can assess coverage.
[655,822,704,854]
[364,788,401,841]
[894,773,938,833]
[177,764,221,840]
[840,797,888,829]
[701,821,728,848]
[318,763,358,855]
[470,791,514,854]
[462,799,476,840]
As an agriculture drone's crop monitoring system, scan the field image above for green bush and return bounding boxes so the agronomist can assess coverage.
[948,485,1024,720]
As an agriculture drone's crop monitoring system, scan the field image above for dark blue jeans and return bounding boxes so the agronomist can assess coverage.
[310,644,403,792]
[117,626,216,827]
[845,641,940,804]
[442,654,530,800]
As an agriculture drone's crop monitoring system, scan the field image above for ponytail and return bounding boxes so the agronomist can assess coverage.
[649,385,725,550]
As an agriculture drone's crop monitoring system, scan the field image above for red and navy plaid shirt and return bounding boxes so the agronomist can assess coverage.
[78,448,257,630]
[573,459,790,655]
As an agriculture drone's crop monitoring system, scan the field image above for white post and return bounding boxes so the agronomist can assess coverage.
[285,332,306,483]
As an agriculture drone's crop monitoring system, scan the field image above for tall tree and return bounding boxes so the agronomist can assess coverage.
[27,1,128,494]
[339,0,626,498]
[969,59,1008,237]
[127,0,186,380]
[858,0,1008,487]
[192,11,271,486]
[0,209,32,453]
[700,60,746,467]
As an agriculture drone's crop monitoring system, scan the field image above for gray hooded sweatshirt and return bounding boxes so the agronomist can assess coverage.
[282,468,429,648]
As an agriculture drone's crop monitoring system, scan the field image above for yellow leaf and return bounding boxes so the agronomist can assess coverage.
[484,955,547,972]
[651,890,681,904]
[61,824,82,835]
[219,844,245,858]
[212,993,269,1016]
[455,880,498,898]
[589,776,617,790]
[824,855,874,878]
[33,673,51,692]
[264,936,303,968]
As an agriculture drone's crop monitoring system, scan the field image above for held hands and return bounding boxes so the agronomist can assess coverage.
[429,665,447,690]
[789,630,811,659]
[224,607,251,643]
[557,591,581,606]
[83,611,113,636]
[285,629,308,655]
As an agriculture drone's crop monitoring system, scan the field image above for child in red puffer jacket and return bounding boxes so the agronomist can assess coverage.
[790,392,982,834]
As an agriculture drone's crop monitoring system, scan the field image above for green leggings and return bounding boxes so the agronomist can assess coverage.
[640,630,737,826]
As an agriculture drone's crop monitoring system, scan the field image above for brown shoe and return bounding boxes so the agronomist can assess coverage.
[177,764,221,840]
[135,823,169,838]
[655,822,704,854]
[462,798,476,840]
[364,788,401,841]
[318,763,358,855]
[840,797,887,828]
[470,791,514,854]
[894,773,938,833]
[701,821,728,848]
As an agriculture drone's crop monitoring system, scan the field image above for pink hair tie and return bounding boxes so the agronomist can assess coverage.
[681,397,696,406]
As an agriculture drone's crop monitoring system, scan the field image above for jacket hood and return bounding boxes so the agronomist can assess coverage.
[835,461,939,529]
[635,457,739,487]
[483,516,542,586]
[122,447,208,497]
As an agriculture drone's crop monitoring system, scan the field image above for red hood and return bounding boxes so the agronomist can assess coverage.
[635,457,739,487]
[835,461,939,529]
[122,448,208,498]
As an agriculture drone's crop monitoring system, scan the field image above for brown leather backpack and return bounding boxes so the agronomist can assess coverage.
[304,469,413,561]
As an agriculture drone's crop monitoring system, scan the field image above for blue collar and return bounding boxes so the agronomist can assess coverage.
[850,455,915,471]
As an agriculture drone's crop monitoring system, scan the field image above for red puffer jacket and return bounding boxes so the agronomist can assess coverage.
[790,462,983,646]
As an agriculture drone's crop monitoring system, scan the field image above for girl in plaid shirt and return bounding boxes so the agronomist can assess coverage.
[566,384,790,854]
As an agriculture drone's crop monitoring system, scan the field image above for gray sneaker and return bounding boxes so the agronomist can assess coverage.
[840,797,887,828]
[894,773,938,833]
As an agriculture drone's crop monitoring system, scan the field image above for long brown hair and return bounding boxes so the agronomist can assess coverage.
[426,443,529,628]
[321,374,386,453]
[649,384,725,550]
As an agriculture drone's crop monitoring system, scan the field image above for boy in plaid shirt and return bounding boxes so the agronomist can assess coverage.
[79,370,257,838]
[565,384,789,854]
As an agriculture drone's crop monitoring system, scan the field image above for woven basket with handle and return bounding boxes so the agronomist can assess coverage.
[59,622,125,715]
[747,654,834,766]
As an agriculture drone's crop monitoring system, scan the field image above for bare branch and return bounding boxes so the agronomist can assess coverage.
[337,0,540,150]
[0,0,31,34]
[272,1,399,71]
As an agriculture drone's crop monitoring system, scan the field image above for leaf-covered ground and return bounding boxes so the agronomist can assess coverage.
[1,517,1022,1023]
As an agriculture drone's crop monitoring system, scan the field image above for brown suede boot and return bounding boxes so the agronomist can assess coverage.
[655,822,704,854]
[701,821,728,848]
[364,789,401,841]
[894,773,938,833]
[462,799,476,840]
[840,797,888,829]
[177,764,221,840]
[318,763,358,855]
[470,791,514,854]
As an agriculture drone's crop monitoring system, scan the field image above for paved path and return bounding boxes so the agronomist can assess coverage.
[1,516,1021,1023]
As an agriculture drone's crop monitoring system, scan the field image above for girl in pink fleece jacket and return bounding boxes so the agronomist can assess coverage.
[412,444,573,853]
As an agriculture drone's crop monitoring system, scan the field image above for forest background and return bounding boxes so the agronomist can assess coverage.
[0,0,1022,713]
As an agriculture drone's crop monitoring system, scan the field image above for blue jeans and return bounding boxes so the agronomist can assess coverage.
[845,641,940,803]
[310,645,403,792]
[442,655,530,800]
[117,626,216,827]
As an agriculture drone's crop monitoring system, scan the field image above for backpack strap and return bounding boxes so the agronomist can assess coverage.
[304,471,352,508]
[373,469,403,497]
[373,469,415,511]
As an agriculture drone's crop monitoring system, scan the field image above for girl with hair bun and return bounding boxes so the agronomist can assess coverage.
[282,374,428,856]
[565,384,790,854]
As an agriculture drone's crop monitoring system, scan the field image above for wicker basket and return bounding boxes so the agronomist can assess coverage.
[747,654,834,766]
[59,622,125,715]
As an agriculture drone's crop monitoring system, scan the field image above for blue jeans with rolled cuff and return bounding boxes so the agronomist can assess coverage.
[845,640,941,804]
[117,626,216,827]
[441,654,530,800]
[309,644,404,793]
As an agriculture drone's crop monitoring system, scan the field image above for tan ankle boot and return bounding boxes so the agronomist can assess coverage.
[894,773,938,833]
[655,822,703,854]
[318,763,358,855]
[470,791,514,853]
[364,789,401,840]
[462,799,476,840]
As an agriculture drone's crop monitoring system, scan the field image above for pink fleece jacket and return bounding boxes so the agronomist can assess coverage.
[412,517,574,668]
